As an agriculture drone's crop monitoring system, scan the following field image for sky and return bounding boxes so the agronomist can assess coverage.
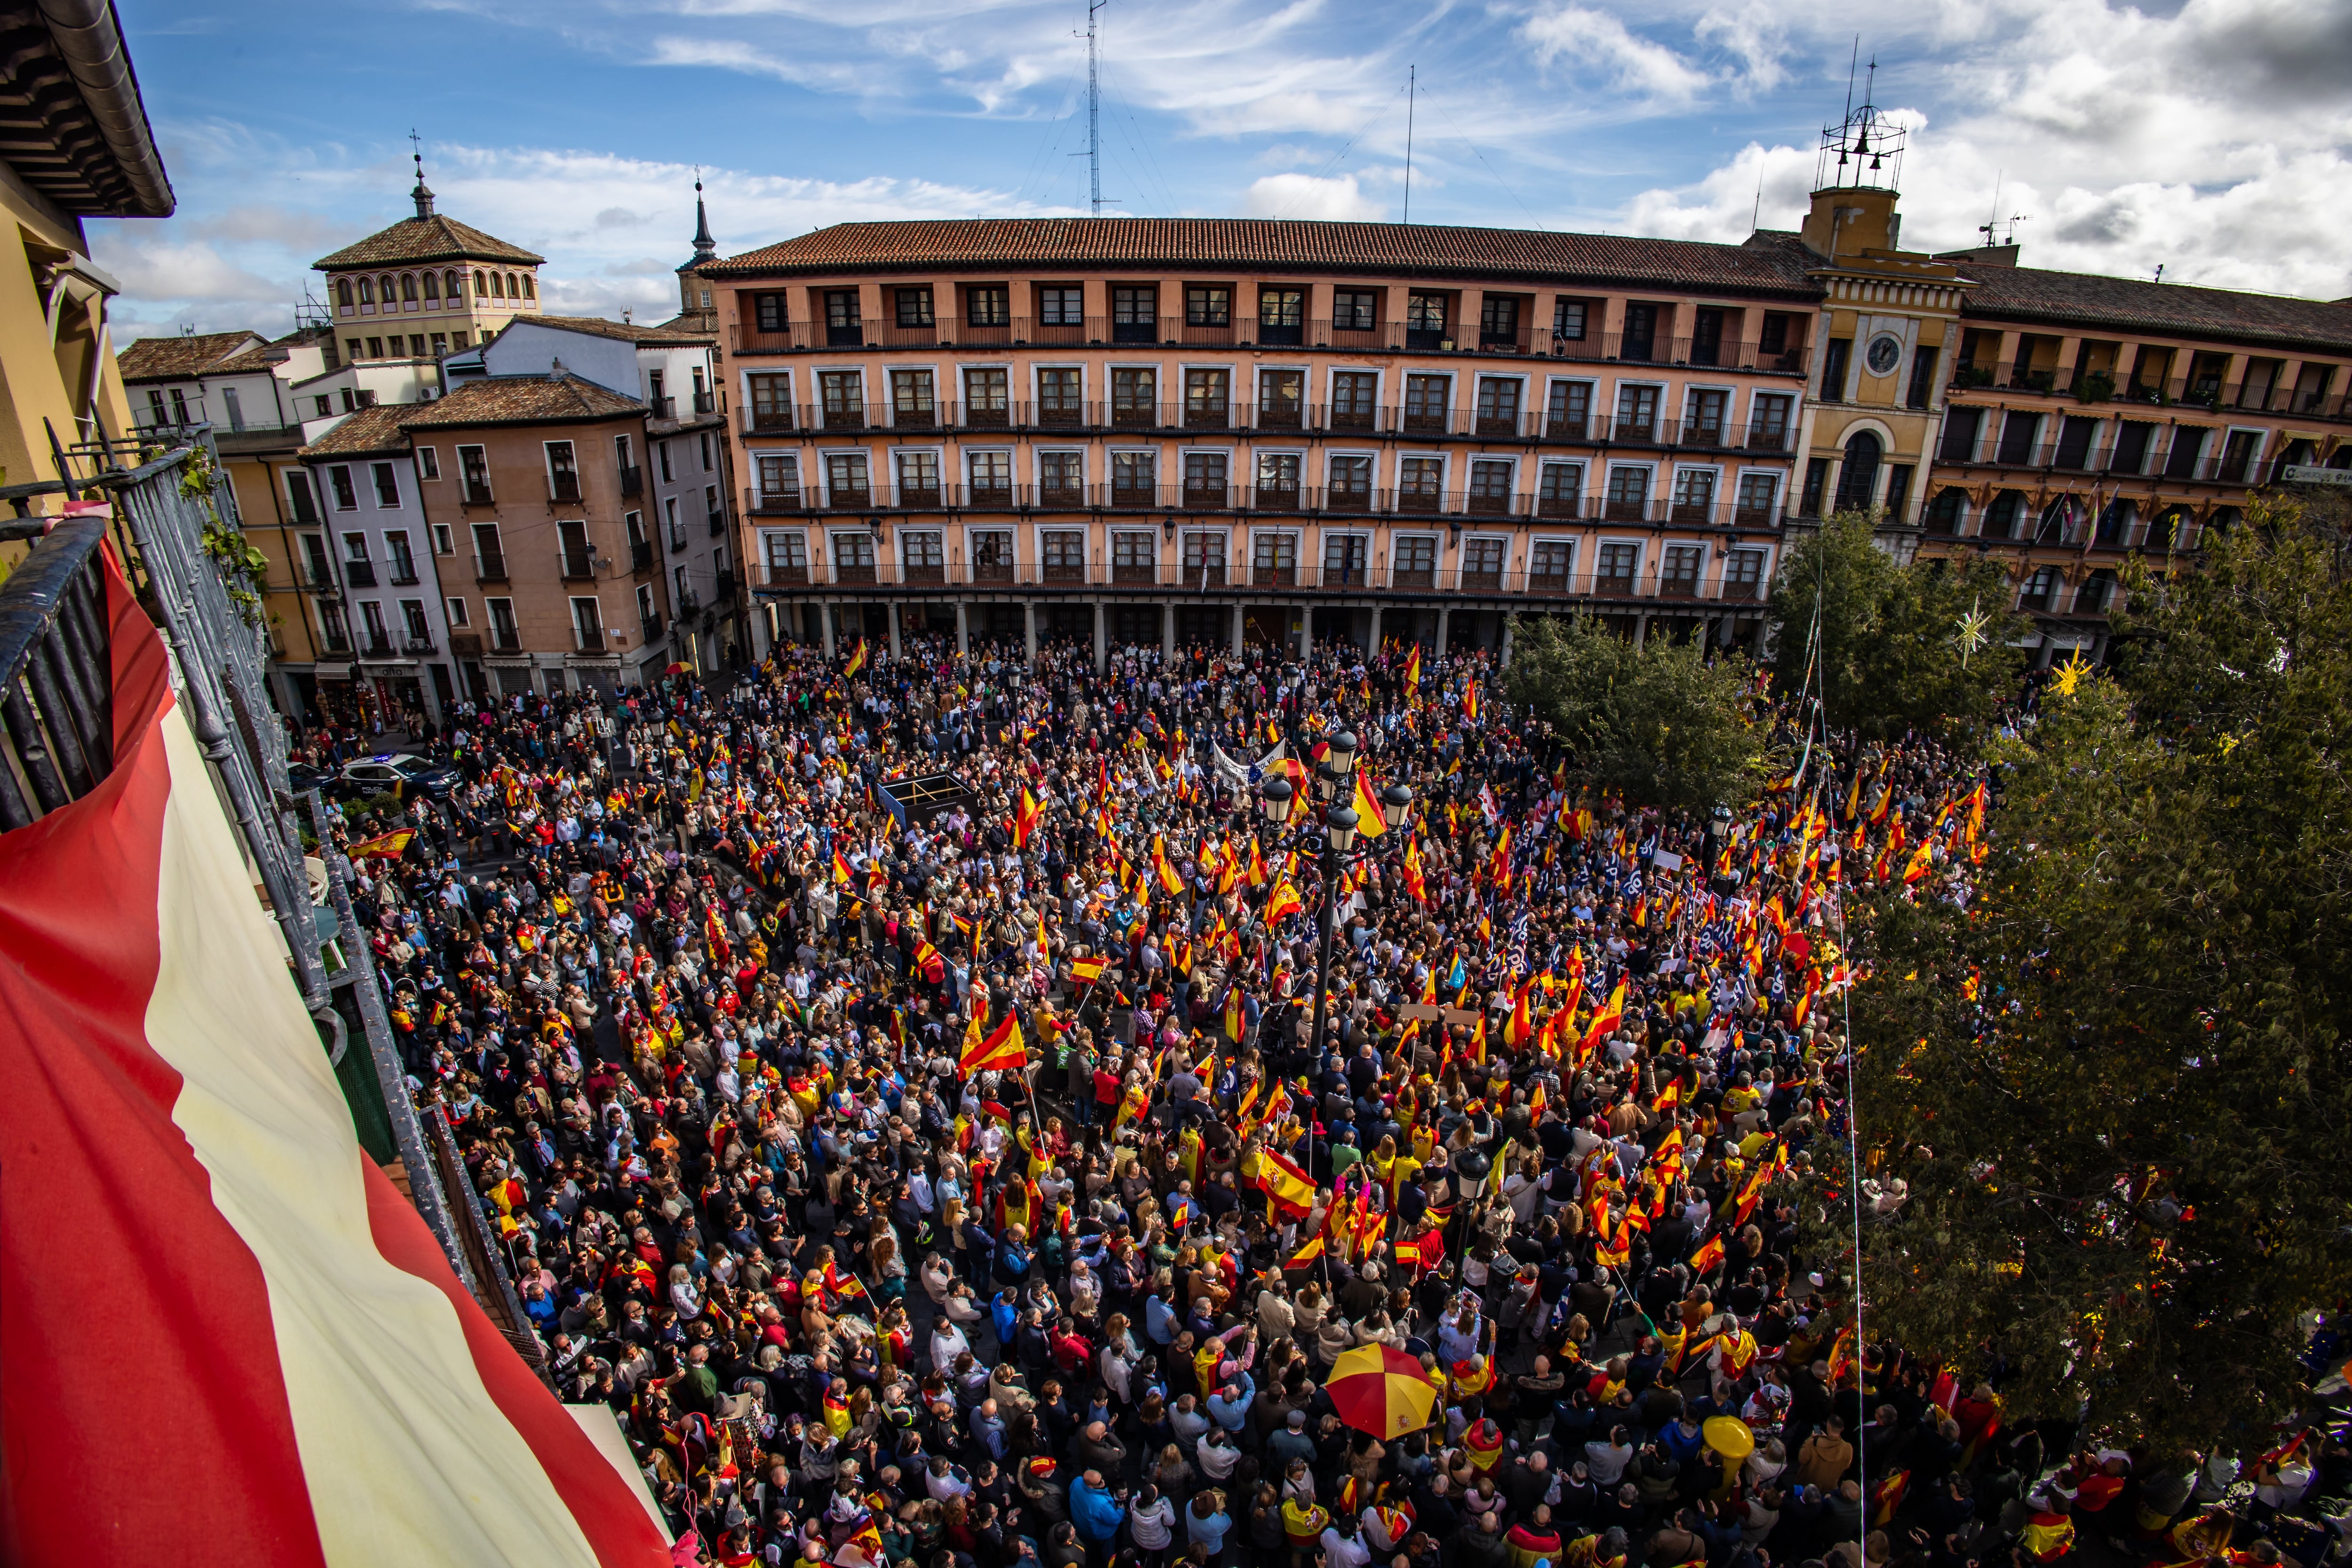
[97,0,2352,345]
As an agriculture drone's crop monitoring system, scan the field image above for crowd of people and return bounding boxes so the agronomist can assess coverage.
[310,628,2352,1568]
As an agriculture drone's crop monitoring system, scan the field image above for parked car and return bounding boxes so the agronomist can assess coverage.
[337,752,457,801]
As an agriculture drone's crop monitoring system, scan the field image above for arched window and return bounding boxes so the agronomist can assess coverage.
[2152,504,2193,547]
[356,276,374,305]
[421,270,439,302]
[1982,490,2026,540]
[2076,569,2119,613]
[1925,486,1966,535]
[378,274,396,305]
[490,272,506,299]
[400,272,418,302]
[336,277,354,308]
[2020,566,2061,611]
[520,274,535,301]
[503,272,519,298]
[475,268,490,294]
[445,268,462,299]
[1834,430,1882,511]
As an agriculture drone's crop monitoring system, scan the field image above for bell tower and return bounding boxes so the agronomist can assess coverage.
[1785,67,1973,557]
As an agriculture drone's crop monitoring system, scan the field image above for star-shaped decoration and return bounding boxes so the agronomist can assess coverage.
[2051,649,2095,698]
[1955,595,1993,668]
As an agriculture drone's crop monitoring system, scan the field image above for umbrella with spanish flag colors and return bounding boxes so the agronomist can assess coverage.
[1326,1342,1439,1440]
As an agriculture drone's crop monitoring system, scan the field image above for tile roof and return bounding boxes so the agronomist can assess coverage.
[706,217,1825,296]
[314,214,544,270]
[502,314,715,346]
[397,374,645,430]
[296,403,413,459]
[116,331,264,382]
[1961,265,2352,354]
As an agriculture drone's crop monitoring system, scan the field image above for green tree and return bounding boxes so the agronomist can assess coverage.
[1769,510,2026,741]
[1504,611,1765,811]
[1847,495,2352,1451]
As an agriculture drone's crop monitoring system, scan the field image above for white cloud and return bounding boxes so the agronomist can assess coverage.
[1522,4,1714,101]
[1240,172,1383,221]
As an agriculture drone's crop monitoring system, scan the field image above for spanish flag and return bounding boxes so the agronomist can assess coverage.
[1401,836,1428,904]
[1902,841,1934,886]
[1688,1233,1726,1276]
[1266,878,1304,922]
[914,939,946,985]
[959,1011,1026,1076]
[843,637,867,679]
[832,849,854,886]
[345,828,415,861]
[1151,834,1184,895]
[1577,980,1626,1064]
[1283,1231,1325,1271]
[1069,955,1108,987]
[1015,786,1045,848]
[1405,643,1422,693]
[1350,769,1390,838]
[1251,1148,1316,1218]
[1462,681,1480,722]
[1224,984,1245,1041]
[1502,979,1535,1050]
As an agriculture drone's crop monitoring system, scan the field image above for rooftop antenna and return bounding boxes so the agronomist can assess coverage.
[1979,170,2004,248]
[1403,65,1416,223]
[2153,263,2165,284]
[1752,164,1764,231]
[1086,0,1106,215]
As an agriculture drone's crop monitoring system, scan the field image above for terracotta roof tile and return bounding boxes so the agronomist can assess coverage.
[1962,266,2352,354]
[502,314,715,346]
[705,217,1824,296]
[296,403,413,459]
[116,331,264,382]
[314,214,543,270]
[397,374,645,430]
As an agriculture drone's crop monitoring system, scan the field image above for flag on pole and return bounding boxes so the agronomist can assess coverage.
[1015,786,1045,848]
[843,637,868,679]
[960,1012,1026,1076]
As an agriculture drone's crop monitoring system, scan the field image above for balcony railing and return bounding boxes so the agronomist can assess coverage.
[574,627,606,653]
[649,395,676,419]
[342,560,377,588]
[558,549,596,581]
[387,563,419,586]
[619,465,643,497]
[490,626,523,652]
[728,318,1809,373]
[709,509,728,537]
[737,480,1789,527]
[641,612,665,638]
[746,544,1780,598]
[548,472,582,503]
[461,480,494,505]
[474,550,507,582]
[630,539,653,573]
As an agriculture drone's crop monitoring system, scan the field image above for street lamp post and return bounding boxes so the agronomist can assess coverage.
[1255,733,1415,1192]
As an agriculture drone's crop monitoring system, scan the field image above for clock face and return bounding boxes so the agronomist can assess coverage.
[1865,334,1903,375]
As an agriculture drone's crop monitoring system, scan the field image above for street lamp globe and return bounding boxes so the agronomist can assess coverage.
[1451,1148,1492,1203]
[1329,731,1359,777]
[1327,804,1359,853]
[1381,782,1414,831]
[1259,777,1295,827]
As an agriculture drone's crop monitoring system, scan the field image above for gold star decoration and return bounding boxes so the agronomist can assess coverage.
[1955,595,1993,668]
[2051,649,2095,698]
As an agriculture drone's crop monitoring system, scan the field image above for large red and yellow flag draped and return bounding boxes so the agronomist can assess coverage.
[0,549,670,1567]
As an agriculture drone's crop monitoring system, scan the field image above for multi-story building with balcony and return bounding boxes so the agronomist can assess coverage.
[1916,260,2352,660]
[709,219,1820,661]
[292,403,461,724]
[404,373,674,698]
[449,314,741,673]
[311,156,544,402]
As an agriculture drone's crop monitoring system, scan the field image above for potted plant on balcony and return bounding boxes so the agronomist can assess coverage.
[1954,365,1995,390]
[2073,369,2117,405]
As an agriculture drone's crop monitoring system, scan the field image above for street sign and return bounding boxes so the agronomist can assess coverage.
[2281,465,2352,487]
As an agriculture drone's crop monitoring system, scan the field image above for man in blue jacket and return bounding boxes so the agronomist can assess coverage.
[1067,1466,1123,1558]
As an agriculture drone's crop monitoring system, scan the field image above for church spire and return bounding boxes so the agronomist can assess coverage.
[691,175,715,262]
[409,130,435,219]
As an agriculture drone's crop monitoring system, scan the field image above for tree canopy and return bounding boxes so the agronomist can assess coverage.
[1504,611,1765,812]
[1848,496,2352,1452]
[1769,511,2026,742]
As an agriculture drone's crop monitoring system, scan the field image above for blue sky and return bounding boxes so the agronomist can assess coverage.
[98,0,2352,343]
